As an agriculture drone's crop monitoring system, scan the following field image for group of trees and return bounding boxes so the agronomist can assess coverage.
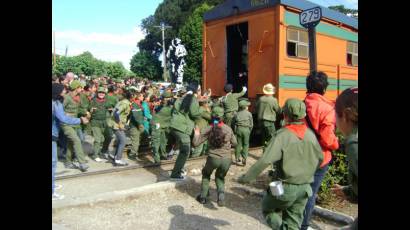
[130,0,224,83]
[52,51,134,79]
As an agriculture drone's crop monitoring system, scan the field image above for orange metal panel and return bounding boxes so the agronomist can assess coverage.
[203,22,227,97]
[248,8,277,98]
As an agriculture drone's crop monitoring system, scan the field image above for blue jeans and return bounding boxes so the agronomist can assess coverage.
[114,130,126,160]
[52,140,57,194]
[300,164,329,230]
[58,131,67,158]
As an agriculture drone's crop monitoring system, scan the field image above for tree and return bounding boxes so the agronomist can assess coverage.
[328,5,358,19]
[178,3,213,83]
[106,61,127,79]
[130,51,162,80]
[51,51,129,78]
[72,51,97,76]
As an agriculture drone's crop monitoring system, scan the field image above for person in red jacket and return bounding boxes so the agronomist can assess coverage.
[301,71,339,230]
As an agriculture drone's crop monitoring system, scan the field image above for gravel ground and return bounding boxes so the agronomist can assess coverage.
[53,148,356,230]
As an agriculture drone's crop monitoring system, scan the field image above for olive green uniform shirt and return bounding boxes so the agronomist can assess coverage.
[192,124,237,158]
[241,123,323,184]
[169,95,201,135]
[345,127,358,197]
[233,109,253,129]
[221,89,246,113]
[256,95,281,122]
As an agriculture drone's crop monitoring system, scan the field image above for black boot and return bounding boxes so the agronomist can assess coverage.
[242,158,247,166]
[217,192,225,207]
[196,194,208,204]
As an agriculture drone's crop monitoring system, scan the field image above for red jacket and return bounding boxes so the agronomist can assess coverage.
[304,93,339,167]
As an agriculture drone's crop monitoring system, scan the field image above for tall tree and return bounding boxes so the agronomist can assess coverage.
[130,51,162,80]
[178,3,213,83]
[328,5,358,18]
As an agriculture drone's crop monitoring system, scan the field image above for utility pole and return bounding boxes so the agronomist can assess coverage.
[154,22,172,82]
[53,31,56,66]
[65,45,68,57]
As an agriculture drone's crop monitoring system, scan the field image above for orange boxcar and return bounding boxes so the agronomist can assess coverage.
[202,0,358,108]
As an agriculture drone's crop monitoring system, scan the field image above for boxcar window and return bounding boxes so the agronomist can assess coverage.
[287,28,308,58]
[347,41,358,66]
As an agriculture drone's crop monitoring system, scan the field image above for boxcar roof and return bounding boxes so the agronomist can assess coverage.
[203,0,358,30]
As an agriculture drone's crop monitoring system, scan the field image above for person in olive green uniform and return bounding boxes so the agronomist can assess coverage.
[191,98,212,158]
[238,98,323,230]
[61,80,89,172]
[220,84,247,128]
[102,85,119,155]
[110,88,131,166]
[169,83,201,180]
[193,106,237,206]
[333,87,358,230]
[233,100,253,166]
[89,87,112,162]
[151,91,174,163]
[79,82,97,135]
[128,91,145,161]
[256,83,282,147]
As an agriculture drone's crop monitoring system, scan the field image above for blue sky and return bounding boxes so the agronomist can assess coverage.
[52,0,357,70]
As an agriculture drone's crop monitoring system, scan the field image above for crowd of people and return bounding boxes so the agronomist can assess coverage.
[51,71,358,230]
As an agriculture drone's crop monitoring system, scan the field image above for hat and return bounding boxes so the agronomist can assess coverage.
[283,98,306,121]
[162,91,173,98]
[224,84,233,93]
[239,100,251,108]
[211,106,224,118]
[114,79,123,83]
[69,80,83,90]
[97,87,107,93]
[263,83,275,95]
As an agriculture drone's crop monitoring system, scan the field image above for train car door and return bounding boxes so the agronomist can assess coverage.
[226,22,248,95]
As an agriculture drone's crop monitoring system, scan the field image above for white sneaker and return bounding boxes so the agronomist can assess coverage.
[52,193,65,200]
[54,184,63,190]
[94,157,104,162]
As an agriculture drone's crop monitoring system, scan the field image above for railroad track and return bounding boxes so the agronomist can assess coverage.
[56,146,263,181]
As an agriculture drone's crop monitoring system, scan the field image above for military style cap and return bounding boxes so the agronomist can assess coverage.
[283,98,306,121]
[97,87,107,93]
[127,86,139,92]
[239,100,251,108]
[114,78,123,83]
[162,91,173,98]
[69,80,83,90]
[224,84,233,93]
[211,106,224,118]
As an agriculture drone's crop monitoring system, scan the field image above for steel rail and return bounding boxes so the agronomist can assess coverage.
[55,146,263,181]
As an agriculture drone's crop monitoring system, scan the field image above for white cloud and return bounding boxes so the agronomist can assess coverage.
[53,27,145,70]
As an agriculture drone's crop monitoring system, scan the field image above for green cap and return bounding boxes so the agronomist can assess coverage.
[114,78,123,83]
[239,100,251,108]
[97,87,107,93]
[283,98,306,121]
[211,106,224,118]
[128,86,139,92]
[162,91,173,98]
[69,80,83,90]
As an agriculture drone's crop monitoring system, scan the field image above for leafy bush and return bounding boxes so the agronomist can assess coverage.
[318,130,349,202]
